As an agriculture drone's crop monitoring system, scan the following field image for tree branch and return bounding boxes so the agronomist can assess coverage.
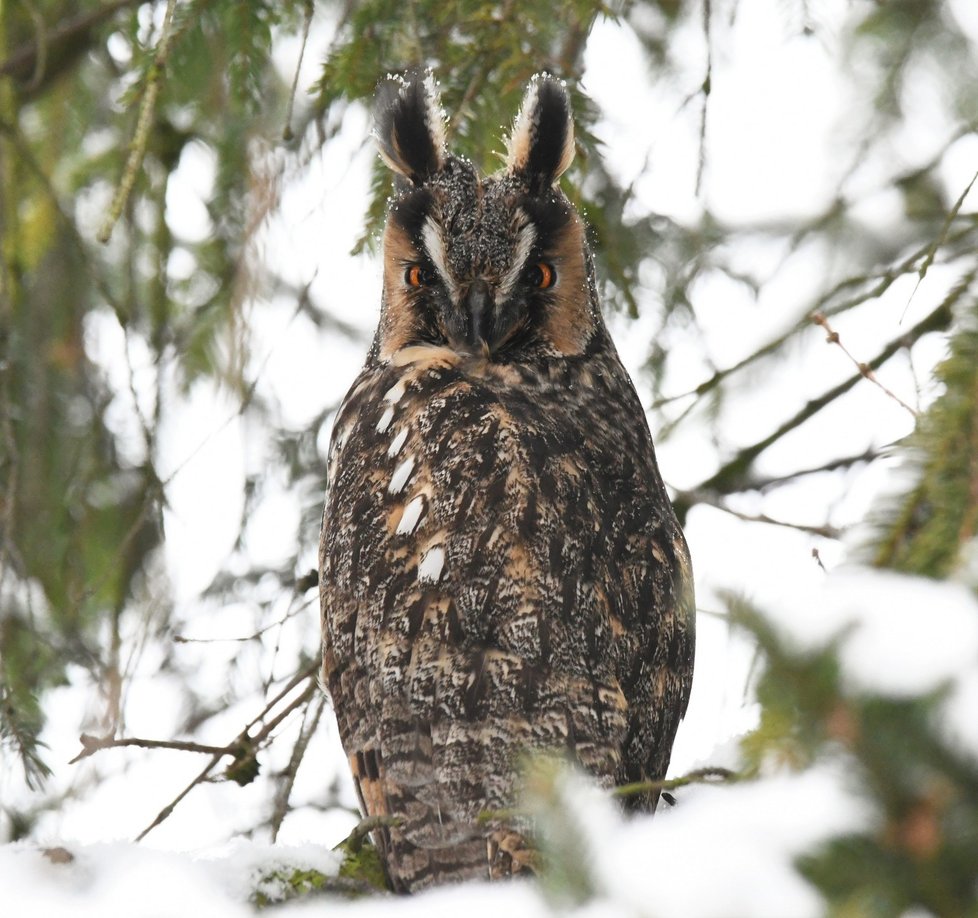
[678,297,952,514]
[0,0,142,97]
[674,490,842,539]
[68,733,228,764]
[613,766,738,800]
[65,662,321,842]
[812,312,917,417]
[97,0,180,244]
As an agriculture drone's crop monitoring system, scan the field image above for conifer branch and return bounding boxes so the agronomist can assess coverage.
[0,0,142,94]
[282,0,314,142]
[905,169,978,313]
[686,297,951,503]
[613,766,738,799]
[0,119,128,318]
[96,0,179,244]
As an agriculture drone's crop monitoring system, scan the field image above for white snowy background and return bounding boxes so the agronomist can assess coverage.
[3,0,978,915]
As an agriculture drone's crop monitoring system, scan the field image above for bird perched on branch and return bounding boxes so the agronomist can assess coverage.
[319,71,694,893]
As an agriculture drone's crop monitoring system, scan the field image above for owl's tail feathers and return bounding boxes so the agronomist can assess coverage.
[355,720,538,892]
[381,821,536,894]
[486,825,537,879]
[364,770,536,893]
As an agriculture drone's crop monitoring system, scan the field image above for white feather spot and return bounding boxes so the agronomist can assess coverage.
[389,456,415,494]
[418,546,445,583]
[376,406,394,434]
[396,495,426,535]
[384,380,407,404]
[388,427,409,458]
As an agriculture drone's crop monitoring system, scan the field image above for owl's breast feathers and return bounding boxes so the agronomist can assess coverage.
[319,338,694,890]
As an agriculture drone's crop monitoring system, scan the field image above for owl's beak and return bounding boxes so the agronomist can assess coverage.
[464,279,493,351]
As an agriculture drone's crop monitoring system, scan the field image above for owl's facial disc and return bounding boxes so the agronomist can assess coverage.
[380,174,594,362]
[421,232,543,358]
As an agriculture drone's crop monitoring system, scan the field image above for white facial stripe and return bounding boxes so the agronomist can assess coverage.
[499,222,538,301]
[422,218,458,301]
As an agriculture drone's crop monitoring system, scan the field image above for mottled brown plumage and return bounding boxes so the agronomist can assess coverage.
[319,72,694,893]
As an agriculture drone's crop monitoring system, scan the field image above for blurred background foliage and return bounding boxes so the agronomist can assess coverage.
[1,0,977,907]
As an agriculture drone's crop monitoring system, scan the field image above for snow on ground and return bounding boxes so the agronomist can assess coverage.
[6,567,978,916]
[0,840,341,918]
[1,767,865,918]
[769,567,978,699]
[6,570,975,917]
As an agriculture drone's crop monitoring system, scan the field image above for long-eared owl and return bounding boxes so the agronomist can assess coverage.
[319,72,695,893]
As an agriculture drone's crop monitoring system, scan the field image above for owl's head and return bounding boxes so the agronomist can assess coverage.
[372,73,601,365]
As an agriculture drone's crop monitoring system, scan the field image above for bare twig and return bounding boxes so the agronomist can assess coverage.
[134,750,224,842]
[173,594,316,645]
[270,694,326,841]
[69,733,228,764]
[812,312,917,418]
[107,662,320,842]
[652,228,972,415]
[478,767,740,826]
[0,0,141,92]
[751,447,881,492]
[679,491,842,539]
[675,489,842,539]
[17,0,47,93]
[695,0,712,197]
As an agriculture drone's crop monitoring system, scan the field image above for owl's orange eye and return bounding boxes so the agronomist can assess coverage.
[525,262,556,289]
[405,264,432,287]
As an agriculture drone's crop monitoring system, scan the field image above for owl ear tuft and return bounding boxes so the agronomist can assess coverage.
[374,71,447,186]
[506,74,575,192]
